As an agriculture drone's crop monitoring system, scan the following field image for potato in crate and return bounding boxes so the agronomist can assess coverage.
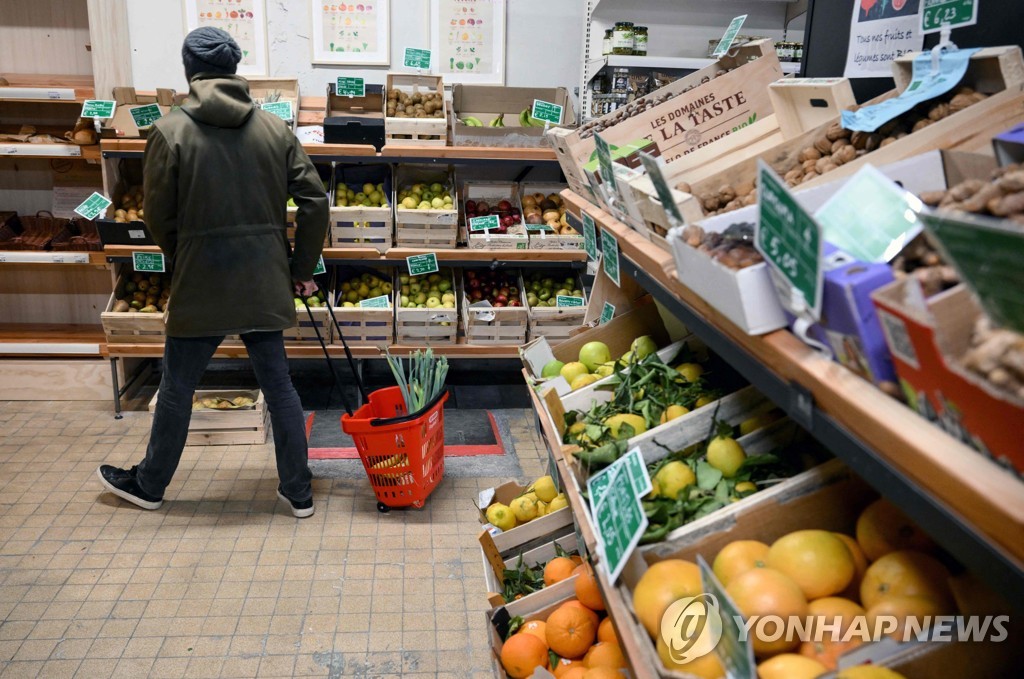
[393,164,459,248]
[461,268,528,345]
[395,267,458,345]
[329,165,393,253]
[330,266,395,347]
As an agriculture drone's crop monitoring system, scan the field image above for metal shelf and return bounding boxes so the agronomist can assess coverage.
[586,54,801,80]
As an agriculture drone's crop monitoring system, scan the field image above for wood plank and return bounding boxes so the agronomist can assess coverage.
[0,73,95,99]
[381,145,556,161]
[0,2,92,78]
[0,358,114,400]
[85,0,130,100]
[562,189,1024,566]
[105,341,521,359]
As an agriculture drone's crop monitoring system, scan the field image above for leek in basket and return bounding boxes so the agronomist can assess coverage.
[385,347,449,414]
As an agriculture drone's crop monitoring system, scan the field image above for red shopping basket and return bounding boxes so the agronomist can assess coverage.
[340,386,448,512]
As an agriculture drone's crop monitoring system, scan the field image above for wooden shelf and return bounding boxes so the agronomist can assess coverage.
[0,73,95,101]
[105,340,521,360]
[104,245,586,265]
[0,323,106,357]
[560,190,1024,591]
[0,143,99,160]
[0,251,106,265]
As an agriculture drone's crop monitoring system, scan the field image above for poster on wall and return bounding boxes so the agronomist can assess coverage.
[310,0,390,65]
[844,0,925,79]
[184,0,269,76]
[430,0,506,84]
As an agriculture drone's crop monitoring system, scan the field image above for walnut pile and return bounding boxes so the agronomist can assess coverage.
[961,316,1024,402]
[680,223,763,270]
[891,236,959,297]
[691,86,989,217]
[919,163,1024,224]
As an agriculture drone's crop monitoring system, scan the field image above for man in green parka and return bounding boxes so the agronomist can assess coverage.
[97,27,328,518]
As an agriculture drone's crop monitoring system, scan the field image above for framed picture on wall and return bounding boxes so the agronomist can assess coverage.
[430,0,506,84]
[184,0,269,76]
[311,0,391,66]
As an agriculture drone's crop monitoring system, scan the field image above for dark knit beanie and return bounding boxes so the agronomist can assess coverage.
[182,27,242,80]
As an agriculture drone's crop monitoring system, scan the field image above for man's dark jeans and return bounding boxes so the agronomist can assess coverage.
[136,331,312,502]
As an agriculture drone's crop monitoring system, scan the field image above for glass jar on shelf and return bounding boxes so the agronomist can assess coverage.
[632,26,648,56]
[610,67,630,94]
[612,22,634,55]
[795,42,804,63]
[602,29,613,56]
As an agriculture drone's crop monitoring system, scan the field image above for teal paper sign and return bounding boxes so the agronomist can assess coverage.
[712,15,748,58]
[593,133,618,196]
[583,211,598,261]
[531,99,564,126]
[922,0,978,34]
[73,192,112,221]
[841,48,980,132]
[81,99,116,119]
[312,256,327,276]
[638,151,685,226]
[593,464,648,583]
[525,223,554,232]
[601,228,621,288]
[600,302,615,325]
[587,447,652,508]
[403,47,432,70]
[756,160,823,318]
[261,101,294,121]
[129,103,162,128]
[336,76,366,97]
[697,556,756,679]
[469,215,499,232]
[133,251,165,273]
[359,295,390,309]
[406,253,439,276]
[556,295,584,308]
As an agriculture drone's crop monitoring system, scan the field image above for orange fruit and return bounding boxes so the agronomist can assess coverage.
[656,636,725,677]
[799,636,863,671]
[713,540,770,587]
[799,597,866,670]
[866,594,948,642]
[561,600,600,629]
[520,620,548,648]
[585,642,627,670]
[570,555,584,566]
[767,530,855,600]
[582,668,622,679]
[833,533,869,600]
[560,668,587,679]
[545,557,578,586]
[575,564,606,611]
[597,617,618,645]
[856,499,937,562]
[860,550,954,611]
[757,653,827,679]
[806,596,866,636]
[501,631,549,678]
[726,568,809,657]
[546,603,598,659]
[552,658,586,678]
[632,559,702,638]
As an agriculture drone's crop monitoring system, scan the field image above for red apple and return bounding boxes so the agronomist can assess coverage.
[495,294,508,304]
[492,301,505,308]
[470,289,483,301]
[476,201,489,213]
[499,287,510,297]
[497,199,512,212]
[466,271,476,280]
[508,299,522,307]
[465,200,477,212]
[468,279,480,290]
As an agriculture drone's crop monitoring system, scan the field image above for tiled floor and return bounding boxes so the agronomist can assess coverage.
[0,400,549,678]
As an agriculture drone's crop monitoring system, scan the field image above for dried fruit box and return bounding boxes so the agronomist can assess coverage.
[329,266,394,347]
[383,73,446,146]
[149,389,268,446]
[394,268,458,345]
[329,164,393,253]
[101,264,168,345]
[393,164,459,249]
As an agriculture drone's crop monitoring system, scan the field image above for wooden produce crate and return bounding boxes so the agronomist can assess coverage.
[283,270,332,343]
[330,266,395,347]
[149,389,268,446]
[685,45,1024,222]
[463,181,528,250]
[480,528,580,609]
[249,77,300,130]
[329,164,393,253]
[394,268,458,345]
[384,73,447,146]
[100,87,176,138]
[477,480,575,556]
[548,39,784,198]
[485,584,581,679]
[323,82,385,149]
[101,265,168,345]
[461,269,528,345]
[393,165,459,248]
[450,85,575,147]
[519,183,582,250]
[523,269,587,345]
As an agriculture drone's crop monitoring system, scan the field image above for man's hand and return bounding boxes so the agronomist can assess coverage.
[293,279,317,297]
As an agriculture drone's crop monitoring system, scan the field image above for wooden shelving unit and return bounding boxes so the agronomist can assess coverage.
[0,323,106,357]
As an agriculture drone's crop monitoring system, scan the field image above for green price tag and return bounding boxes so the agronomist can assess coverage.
[922,0,977,34]
[593,463,648,583]
[593,132,617,196]
[312,256,327,276]
[587,448,652,508]
[129,103,163,128]
[73,192,112,221]
[261,101,293,121]
[406,252,439,276]
[132,251,166,273]
[556,295,584,308]
[601,228,621,288]
[525,223,554,232]
[755,160,823,318]
[404,47,432,70]
[712,14,748,57]
[600,302,615,325]
[531,99,564,126]
[469,215,499,232]
[582,211,598,261]
[336,76,366,98]
[638,151,684,226]
[81,99,116,119]
[359,295,390,309]
[922,210,1024,335]
[697,556,755,678]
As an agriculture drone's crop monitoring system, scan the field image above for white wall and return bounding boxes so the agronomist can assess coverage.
[126,0,584,99]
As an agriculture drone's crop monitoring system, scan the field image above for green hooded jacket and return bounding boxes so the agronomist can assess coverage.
[143,74,328,338]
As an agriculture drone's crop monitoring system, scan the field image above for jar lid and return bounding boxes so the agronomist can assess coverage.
[634,26,648,31]
[614,21,634,27]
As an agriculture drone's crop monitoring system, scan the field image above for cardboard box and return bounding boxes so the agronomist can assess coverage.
[478,481,575,556]
[149,389,268,446]
[100,87,176,139]
[872,280,1024,474]
[323,82,385,149]
[249,77,300,131]
[451,85,575,148]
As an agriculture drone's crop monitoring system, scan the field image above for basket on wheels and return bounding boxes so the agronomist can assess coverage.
[340,386,448,512]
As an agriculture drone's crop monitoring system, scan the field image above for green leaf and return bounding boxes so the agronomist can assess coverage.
[714,479,731,503]
[507,616,524,639]
[585,424,605,442]
[693,498,726,519]
[696,460,723,490]
[617,422,636,441]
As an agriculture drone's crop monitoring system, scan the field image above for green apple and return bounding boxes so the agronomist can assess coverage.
[541,360,565,378]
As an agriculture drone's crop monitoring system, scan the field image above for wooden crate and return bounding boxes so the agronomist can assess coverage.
[384,73,447,146]
[100,265,168,345]
[549,39,784,198]
[394,268,458,345]
[100,87,176,138]
[480,529,580,609]
[461,269,528,345]
[249,77,300,130]
[328,164,391,252]
[393,165,459,249]
[149,389,269,446]
[450,84,576,148]
[330,267,395,347]
[524,269,587,344]
[284,268,333,343]
[519,183,582,251]
[463,181,528,250]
